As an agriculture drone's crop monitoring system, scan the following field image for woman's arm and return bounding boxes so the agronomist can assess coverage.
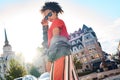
[52,27,61,36]
[42,25,48,48]
[41,19,49,48]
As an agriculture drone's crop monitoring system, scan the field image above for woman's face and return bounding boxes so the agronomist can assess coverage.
[43,9,57,22]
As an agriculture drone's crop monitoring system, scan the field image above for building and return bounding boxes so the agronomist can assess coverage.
[69,24,103,70]
[117,41,120,60]
[118,41,120,51]
[0,29,15,79]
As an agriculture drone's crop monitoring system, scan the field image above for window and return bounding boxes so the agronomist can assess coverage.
[75,33,80,37]
[85,40,95,46]
[89,49,92,53]
[89,40,95,44]
[81,52,84,55]
[81,57,87,63]
[84,34,91,40]
[84,29,87,33]
[93,48,96,50]
[88,47,97,54]
[71,41,76,45]
[91,56,94,59]
[76,39,81,44]
[78,45,83,50]
[72,46,79,53]
[95,54,99,58]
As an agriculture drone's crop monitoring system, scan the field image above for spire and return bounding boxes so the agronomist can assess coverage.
[81,24,89,33]
[4,29,10,47]
[82,24,89,30]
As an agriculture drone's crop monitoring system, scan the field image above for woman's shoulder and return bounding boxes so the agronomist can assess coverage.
[54,18,64,23]
[52,18,65,27]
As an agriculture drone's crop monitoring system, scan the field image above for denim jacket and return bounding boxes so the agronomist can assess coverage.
[48,35,71,62]
[42,26,71,62]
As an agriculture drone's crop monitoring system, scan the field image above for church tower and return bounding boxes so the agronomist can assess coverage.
[0,29,15,79]
[2,29,15,60]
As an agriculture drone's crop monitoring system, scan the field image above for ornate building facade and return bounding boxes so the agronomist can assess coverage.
[69,24,103,70]
[0,29,15,79]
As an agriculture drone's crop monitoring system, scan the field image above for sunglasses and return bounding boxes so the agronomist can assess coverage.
[44,12,52,20]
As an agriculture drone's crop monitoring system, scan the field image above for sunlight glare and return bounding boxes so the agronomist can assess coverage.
[23,49,36,63]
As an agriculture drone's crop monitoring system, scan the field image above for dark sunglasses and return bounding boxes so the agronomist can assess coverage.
[44,12,52,20]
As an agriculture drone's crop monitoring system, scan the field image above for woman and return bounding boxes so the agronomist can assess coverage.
[41,2,78,80]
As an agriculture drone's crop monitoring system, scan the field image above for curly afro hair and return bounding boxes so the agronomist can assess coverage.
[41,2,63,14]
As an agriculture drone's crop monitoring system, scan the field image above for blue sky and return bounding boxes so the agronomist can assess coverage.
[0,0,120,62]
[73,0,120,19]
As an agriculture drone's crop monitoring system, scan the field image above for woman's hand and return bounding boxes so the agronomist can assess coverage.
[46,61,51,72]
[41,19,48,26]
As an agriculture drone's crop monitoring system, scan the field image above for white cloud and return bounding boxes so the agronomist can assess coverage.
[99,18,120,54]
[114,18,120,26]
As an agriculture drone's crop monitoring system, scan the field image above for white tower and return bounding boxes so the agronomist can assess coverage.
[2,29,15,60]
[0,29,15,79]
